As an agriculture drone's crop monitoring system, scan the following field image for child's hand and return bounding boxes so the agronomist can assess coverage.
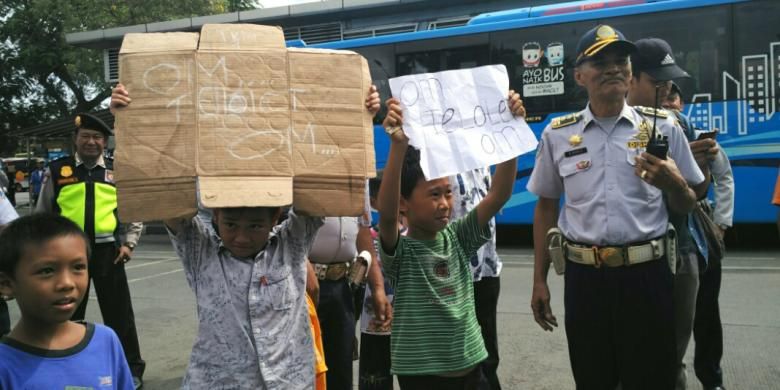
[508,89,526,118]
[365,85,380,117]
[382,98,408,144]
[110,83,131,115]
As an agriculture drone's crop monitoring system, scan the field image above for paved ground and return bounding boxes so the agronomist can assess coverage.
[6,194,780,389]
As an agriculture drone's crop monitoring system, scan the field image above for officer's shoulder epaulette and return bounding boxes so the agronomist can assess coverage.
[550,113,583,129]
[633,106,669,119]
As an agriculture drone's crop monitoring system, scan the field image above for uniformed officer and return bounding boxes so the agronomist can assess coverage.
[527,25,705,389]
[35,113,146,389]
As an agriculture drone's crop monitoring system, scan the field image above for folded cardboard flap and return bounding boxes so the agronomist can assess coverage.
[116,177,197,222]
[115,24,374,222]
[293,176,366,216]
[198,24,285,51]
[199,176,293,208]
[116,32,200,222]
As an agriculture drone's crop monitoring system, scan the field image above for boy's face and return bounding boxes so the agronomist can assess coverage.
[214,207,281,258]
[0,235,89,326]
[401,177,452,237]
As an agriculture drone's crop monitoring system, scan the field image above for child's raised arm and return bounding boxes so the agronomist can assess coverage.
[377,98,408,254]
[475,90,525,227]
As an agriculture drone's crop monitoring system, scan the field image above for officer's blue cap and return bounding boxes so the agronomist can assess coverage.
[74,112,112,136]
[575,25,637,65]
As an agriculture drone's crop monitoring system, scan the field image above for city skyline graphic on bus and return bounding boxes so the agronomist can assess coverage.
[686,40,780,161]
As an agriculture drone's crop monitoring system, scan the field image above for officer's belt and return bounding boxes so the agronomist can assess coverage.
[312,261,352,281]
[564,237,665,267]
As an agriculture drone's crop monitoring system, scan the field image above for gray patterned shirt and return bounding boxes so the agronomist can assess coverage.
[449,168,502,281]
[169,211,323,390]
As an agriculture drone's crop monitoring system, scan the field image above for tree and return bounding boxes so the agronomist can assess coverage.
[0,0,255,153]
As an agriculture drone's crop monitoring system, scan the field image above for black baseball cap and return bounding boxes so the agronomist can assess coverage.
[74,112,113,136]
[633,38,690,81]
[575,25,636,65]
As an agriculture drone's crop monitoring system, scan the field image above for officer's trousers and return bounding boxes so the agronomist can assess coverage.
[0,299,9,336]
[674,252,700,389]
[72,242,146,379]
[693,254,724,388]
[564,258,676,390]
[474,276,501,390]
[317,278,355,390]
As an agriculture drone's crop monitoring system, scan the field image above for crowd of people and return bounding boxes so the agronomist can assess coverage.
[1,23,773,390]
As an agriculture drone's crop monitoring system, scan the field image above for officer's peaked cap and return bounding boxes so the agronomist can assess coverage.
[74,112,112,136]
[575,24,636,65]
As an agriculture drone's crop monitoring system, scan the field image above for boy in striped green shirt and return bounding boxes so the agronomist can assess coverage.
[377,93,523,389]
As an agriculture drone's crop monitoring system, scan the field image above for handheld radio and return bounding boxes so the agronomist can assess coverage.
[645,85,669,159]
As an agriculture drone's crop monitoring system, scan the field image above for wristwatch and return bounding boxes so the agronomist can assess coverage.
[123,242,137,251]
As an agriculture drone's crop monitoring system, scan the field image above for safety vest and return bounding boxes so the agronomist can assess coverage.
[49,156,118,244]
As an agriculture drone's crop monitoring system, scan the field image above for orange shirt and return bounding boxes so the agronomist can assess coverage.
[306,294,327,390]
[773,168,780,206]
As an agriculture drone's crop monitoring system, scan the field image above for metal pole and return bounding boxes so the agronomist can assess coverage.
[27,137,32,213]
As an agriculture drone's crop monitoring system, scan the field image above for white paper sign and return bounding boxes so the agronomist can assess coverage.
[389,65,538,180]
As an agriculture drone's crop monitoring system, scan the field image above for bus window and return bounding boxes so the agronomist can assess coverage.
[610,5,731,102]
[490,20,595,115]
[396,44,490,76]
[733,0,778,126]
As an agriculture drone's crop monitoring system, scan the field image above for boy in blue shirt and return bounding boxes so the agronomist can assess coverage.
[0,214,134,390]
[376,93,523,388]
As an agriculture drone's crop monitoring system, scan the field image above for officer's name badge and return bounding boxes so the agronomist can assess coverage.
[564,147,587,158]
[569,134,583,146]
[60,166,73,178]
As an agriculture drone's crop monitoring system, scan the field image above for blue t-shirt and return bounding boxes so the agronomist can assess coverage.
[0,322,133,390]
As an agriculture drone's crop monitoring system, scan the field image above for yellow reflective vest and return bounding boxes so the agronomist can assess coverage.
[49,157,118,244]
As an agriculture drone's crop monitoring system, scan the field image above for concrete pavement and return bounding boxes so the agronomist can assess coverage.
[4,197,780,388]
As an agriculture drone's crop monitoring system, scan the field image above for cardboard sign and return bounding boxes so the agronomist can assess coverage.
[389,65,537,180]
[114,24,375,222]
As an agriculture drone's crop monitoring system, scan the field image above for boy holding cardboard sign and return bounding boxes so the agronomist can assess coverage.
[111,84,379,389]
[377,92,523,388]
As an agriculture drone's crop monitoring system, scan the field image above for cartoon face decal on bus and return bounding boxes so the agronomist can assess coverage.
[546,42,564,66]
[522,42,543,67]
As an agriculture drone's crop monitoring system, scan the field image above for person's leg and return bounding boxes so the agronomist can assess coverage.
[564,262,620,390]
[673,252,700,389]
[694,255,724,389]
[316,278,355,390]
[616,259,676,390]
[359,333,393,390]
[90,243,146,380]
[398,374,469,390]
[473,276,501,390]
[0,299,10,336]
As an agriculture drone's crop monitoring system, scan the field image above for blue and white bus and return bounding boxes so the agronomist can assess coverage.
[306,0,779,225]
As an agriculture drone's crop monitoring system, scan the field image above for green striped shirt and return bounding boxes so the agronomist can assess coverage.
[380,209,489,375]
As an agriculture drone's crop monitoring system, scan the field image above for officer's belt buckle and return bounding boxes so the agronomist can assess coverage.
[592,246,626,268]
[313,262,352,281]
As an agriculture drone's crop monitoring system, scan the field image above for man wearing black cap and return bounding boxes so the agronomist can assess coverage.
[528,25,704,389]
[36,112,146,389]
[629,38,731,390]
[628,37,710,390]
